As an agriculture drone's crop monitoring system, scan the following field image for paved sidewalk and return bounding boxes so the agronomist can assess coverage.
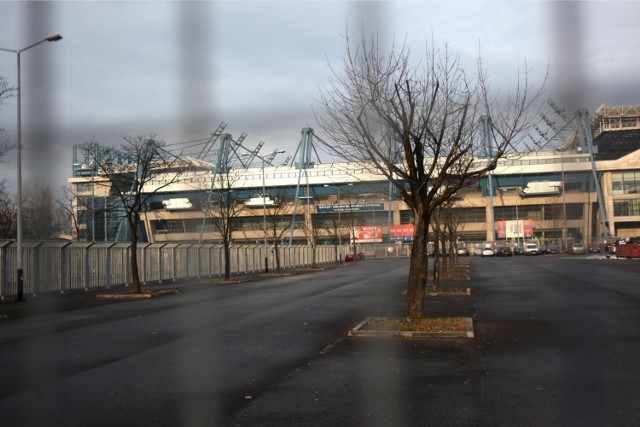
[0,262,353,320]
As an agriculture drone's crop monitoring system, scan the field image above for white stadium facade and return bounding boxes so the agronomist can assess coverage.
[69,105,640,252]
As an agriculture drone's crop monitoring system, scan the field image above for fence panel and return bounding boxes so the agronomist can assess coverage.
[37,241,72,294]
[1,240,395,298]
[110,244,131,286]
[160,244,178,281]
[67,243,92,291]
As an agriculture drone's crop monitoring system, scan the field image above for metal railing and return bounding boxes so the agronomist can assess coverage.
[0,240,350,298]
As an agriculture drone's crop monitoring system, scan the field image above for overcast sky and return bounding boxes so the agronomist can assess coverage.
[1,1,639,192]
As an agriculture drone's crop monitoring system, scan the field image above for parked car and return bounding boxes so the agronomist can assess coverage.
[524,243,541,255]
[513,246,525,255]
[588,243,601,253]
[473,247,484,256]
[544,243,559,254]
[481,247,495,257]
[570,243,586,255]
[456,246,470,256]
[345,251,365,262]
[495,246,513,257]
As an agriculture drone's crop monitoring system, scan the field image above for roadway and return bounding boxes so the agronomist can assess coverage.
[1,254,639,426]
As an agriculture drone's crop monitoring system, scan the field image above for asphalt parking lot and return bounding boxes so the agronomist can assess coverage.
[2,255,640,426]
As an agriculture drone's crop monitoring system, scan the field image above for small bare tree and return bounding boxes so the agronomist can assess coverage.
[263,193,293,272]
[55,185,83,239]
[444,203,466,265]
[0,76,15,160]
[0,78,17,238]
[316,32,545,319]
[0,76,12,103]
[317,209,344,264]
[301,196,320,268]
[0,181,16,238]
[198,168,247,280]
[87,136,186,293]
[22,179,55,239]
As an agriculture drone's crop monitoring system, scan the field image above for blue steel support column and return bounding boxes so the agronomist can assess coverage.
[576,109,610,239]
[289,128,314,244]
[480,116,496,242]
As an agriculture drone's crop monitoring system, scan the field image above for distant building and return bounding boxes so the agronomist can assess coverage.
[68,105,640,250]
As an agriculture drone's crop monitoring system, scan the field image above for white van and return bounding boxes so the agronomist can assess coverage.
[524,243,540,255]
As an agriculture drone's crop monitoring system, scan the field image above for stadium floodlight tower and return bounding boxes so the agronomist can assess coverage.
[288,128,322,245]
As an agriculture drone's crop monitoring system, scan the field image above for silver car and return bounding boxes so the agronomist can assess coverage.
[481,247,495,257]
[570,243,586,255]
[457,247,470,256]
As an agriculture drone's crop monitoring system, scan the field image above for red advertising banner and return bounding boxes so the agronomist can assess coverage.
[389,224,414,242]
[350,226,383,243]
[495,220,534,239]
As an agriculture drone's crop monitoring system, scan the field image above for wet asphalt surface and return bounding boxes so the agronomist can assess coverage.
[1,254,640,426]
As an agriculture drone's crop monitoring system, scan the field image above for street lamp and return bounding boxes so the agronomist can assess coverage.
[0,33,63,301]
[261,150,285,273]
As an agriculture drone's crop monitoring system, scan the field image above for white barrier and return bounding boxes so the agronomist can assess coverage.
[0,240,348,298]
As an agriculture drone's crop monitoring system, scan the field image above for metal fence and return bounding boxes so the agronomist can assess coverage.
[0,240,354,298]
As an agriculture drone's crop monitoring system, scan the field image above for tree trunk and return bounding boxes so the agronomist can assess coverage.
[311,244,317,268]
[406,213,429,319]
[432,228,441,292]
[274,240,281,273]
[440,233,448,274]
[130,240,141,293]
[223,242,231,280]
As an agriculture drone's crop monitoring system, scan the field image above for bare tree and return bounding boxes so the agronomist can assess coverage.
[198,168,247,280]
[301,196,320,268]
[444,203,466,265]
[0,181,16,238]
[316,32,545,319]
[87,136,186,293]
[0,76,12,103]
[316,209,344,264]
[0,76,15,159]
[55,185,81,238]
[22,179,55,239]
[263,192,293,272]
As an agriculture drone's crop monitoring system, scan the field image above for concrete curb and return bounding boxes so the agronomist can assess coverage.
[348,316,475,339]
[96,289,179,300]
[427,287,472,296]
[402,287,471,296]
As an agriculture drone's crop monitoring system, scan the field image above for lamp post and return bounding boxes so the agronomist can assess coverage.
[261,150,285,273]
[1,33,63,301]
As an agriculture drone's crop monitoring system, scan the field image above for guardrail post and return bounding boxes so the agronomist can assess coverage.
[172,244,177,282]
[83,243,94,290]
[59,242,72,294]
[0,240,12,299]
